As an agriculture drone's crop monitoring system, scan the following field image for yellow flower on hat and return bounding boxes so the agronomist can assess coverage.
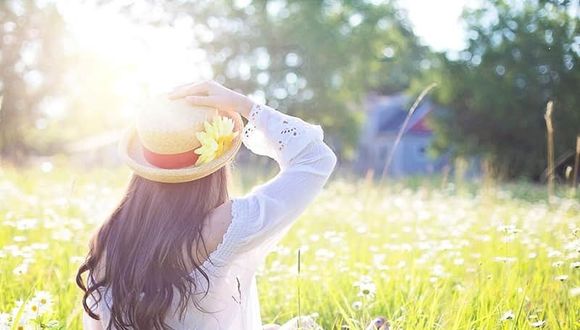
[194,116,239,165]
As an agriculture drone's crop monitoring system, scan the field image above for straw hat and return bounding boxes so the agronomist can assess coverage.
[118,95,243,183]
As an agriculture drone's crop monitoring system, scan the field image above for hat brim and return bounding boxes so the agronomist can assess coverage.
[119,110,243,183]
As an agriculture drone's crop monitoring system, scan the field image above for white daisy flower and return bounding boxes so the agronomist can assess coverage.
[0,312,12,330]
[500,310,515,321]
[13,263,29,276]
[354,277,377,299]
[555,275,569,282]
[530,320,546,328]
[28,291,53,316]
[551,261,564,268]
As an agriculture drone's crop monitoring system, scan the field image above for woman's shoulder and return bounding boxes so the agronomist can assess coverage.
[195,197,259,265]
[200,200,234,257]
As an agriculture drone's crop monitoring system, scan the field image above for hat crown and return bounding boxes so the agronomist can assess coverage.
[136,96,217,154]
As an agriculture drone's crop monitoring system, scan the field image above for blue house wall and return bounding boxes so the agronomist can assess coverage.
[355,93,449,177]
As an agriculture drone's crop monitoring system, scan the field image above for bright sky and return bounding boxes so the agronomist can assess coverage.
[398,0,480,52]
[58,0,210,103]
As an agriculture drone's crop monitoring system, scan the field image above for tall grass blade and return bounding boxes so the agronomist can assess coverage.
[297,249,301,329]
[544,101,555,201]
[380,83,437,182]
[574,135,579,193]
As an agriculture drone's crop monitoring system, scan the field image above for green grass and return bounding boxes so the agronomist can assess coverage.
[0,166,578,329]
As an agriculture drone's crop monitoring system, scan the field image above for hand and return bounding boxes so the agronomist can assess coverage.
[167,80,254,118]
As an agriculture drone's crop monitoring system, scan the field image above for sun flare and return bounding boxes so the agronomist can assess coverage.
[58,0,211,119]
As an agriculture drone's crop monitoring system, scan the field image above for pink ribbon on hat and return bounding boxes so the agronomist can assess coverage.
[141,143,199,169]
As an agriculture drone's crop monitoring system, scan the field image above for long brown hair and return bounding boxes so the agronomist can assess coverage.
[76,165,230,329]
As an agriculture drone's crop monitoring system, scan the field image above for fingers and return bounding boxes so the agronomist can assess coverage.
[168,80,214,100]
[168,83,207,100]
[184,95,220,108]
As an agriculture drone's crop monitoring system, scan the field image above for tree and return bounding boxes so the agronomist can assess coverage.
[0,0,67,163]
[1,0,429,163]
[146,0,429,158]
[420,0,579,179]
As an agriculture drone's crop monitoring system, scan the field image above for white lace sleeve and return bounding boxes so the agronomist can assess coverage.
[208,103,337,263]
[242,103,328,168]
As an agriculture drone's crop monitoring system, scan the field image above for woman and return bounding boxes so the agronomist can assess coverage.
[76,80,337,329]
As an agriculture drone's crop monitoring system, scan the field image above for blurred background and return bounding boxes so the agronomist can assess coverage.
[0,0,578,184]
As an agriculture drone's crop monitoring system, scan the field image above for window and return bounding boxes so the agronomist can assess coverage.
[416,145,427,160]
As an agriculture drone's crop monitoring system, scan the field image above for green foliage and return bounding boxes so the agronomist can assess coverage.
[164,0,429,157]
[0,0,430,163]
[0,1,68,162]
[419,0,580,179]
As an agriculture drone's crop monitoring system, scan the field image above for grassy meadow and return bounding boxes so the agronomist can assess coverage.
[0,166,578,329]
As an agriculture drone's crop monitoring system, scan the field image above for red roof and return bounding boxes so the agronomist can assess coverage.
[409,117,431,133]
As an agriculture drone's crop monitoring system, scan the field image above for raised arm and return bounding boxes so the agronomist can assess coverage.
[169,80,337,259]
[229,102,337,253]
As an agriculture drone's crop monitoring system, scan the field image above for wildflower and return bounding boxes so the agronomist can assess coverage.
[25,300,40,316]
[44,320,59,328]
[547,250,562,258]
[194,116,238,165]
[9,300,24,316]
[551,261,564,268]
[314,249,335,260]
[52,228,73,241]
[555,275,568,282]
[498,224,519,235]
[352,301,362,310]
[31,291,53,315]
[13,263,29,276]
[571,261,580,269]
[453,283,465,292]
[354,276,376,299]
[358,282,376,298]
[500,310,514,321]
[9,299,32,327]
[431,264,447,277]
[70,256,85,264]
[494,256,517,263]
[0,312,12,329]
[284,315,322,330]
[530,320,546,328]
[501,235,515,243]
[570,287,580,297]
[14,218,38,230]
[12,318,29,330]
[29,243,48,251]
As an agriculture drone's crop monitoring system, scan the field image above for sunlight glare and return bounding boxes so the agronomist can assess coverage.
[57,0,211,118]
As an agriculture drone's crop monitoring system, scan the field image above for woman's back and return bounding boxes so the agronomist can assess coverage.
[80,82,337,330]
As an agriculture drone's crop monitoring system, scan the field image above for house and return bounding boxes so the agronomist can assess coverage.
[354,92,449,177]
